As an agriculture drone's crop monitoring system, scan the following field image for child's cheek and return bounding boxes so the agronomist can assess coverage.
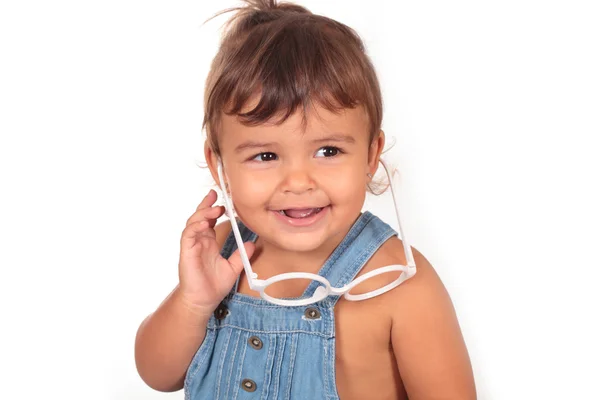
[229,173,274,207]
[323,165,366,195]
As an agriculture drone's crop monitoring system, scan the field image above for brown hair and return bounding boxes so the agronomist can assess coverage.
[202,0,388,193]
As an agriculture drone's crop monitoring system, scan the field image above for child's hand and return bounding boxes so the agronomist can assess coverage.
[178,189,254,316]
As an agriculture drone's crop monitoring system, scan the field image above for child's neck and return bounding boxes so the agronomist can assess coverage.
[251,231,346,277]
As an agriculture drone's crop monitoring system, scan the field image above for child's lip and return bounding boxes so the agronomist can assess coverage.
[271,205,330,211]
[271,205,330,227]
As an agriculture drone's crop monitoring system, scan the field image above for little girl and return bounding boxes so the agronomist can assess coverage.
[135,1,476,399]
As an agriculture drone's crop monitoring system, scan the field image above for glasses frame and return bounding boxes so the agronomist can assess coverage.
[216,158,417,306]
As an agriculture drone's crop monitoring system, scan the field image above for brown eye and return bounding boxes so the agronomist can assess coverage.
[251,152,278,162]
[316,146,340,158]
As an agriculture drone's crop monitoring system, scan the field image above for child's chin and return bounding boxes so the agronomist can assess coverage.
[271,233,328,253]
[282,241,323,253]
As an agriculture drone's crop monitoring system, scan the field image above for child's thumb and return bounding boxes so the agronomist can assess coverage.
[228,242,255,275]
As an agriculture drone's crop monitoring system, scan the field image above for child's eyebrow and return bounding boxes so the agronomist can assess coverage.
[234,141,275,153]
[234,134,355,153]
[312,134,356,145]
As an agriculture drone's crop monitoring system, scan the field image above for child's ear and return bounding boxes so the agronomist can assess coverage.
[368,130,385,175]
[204,141,220,188]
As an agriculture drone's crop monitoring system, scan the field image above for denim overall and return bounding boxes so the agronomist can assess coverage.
[184,211,397,400]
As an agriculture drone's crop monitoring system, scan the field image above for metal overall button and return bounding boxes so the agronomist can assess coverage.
[241,378,257,392]
[248,336,263,350]
[214,304,229,320]
[304,307,321,319]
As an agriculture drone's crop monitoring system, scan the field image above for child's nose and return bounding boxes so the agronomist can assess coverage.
[280,164,317,194]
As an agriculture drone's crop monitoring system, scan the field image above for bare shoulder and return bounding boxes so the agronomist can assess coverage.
[377,238,477,399]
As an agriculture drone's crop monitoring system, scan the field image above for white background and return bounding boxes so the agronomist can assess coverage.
[1,1,599,399]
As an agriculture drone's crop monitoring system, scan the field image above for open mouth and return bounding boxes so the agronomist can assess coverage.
[277,207,325,219]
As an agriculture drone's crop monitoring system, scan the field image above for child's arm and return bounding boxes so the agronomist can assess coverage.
[134,190,244,392]
[391,247,477,399]
[134,284,213,391]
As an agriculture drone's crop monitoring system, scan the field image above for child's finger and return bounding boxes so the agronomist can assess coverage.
[206,206,225,228]
[185,205,224,228]
[180,220,214,250]
[196,189,218,211]
[227,242,255,276]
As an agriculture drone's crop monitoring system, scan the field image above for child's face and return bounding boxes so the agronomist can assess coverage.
[207,102,384,254]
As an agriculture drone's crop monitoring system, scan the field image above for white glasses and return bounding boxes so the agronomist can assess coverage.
[216,159,417,306]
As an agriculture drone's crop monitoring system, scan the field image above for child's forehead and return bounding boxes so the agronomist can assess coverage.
[220,102,369,141]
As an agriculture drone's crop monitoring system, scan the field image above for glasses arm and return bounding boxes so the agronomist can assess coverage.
[379,160,416,268]
[216,161,260,286]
